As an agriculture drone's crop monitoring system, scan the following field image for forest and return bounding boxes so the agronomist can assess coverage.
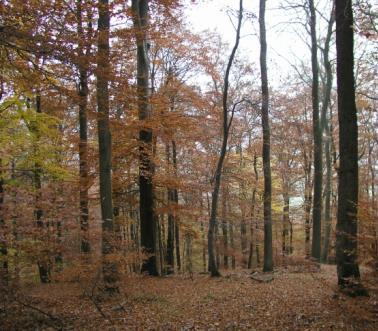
[0,0,377,329]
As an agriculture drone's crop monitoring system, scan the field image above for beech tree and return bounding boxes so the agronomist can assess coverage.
[308,0,322,262]
[132,0,158,276]
[97,0,118,290]
[259,0,273,272]
[208,0,243,277]
[335,0,366,295]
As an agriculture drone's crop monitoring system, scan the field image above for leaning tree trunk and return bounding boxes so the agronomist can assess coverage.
[335,0,366,295]
[259,0,273,272]
[208,0,243,277]
[97,0,118,291]
[132,0,157,276]
[309,0,322,262]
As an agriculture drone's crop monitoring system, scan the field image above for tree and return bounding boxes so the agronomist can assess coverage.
[320,6,335,263]
[207,0,243,277]
[259,0,273,272]
[335,0,366,295]
[97,0,118,290]
[77,0,93,254]
[132,0,158,276]
[309,0,322,262]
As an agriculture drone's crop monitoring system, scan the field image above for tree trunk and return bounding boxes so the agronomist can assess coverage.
[166,144,175,274]
[221,186,229,269]
[320,6,335,263]
[259,0,273,272]
[132,0,157,276]
[309,0,322,262]
[282,188,290,255]
[208,0,243,277]
[0,158,8,285]
[248,153,258,269]
[172,141,181,271]
[33,94,51,284]
[304,163,312,258]
[335,0,365,295]
[97,0,118,291]
[77,0,90,254]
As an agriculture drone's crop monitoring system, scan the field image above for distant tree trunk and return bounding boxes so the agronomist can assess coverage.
[172,141,181,271]
[208,0,243,277]
[132,0,157,276]
[201,220,207,272]
[282,187,290,255]
[184,232,193,277]
[33,94,51,284]
[309,0,322,262]
[0,158,8,285]
[320,8,335,263]
[248,154,258,269]
[166,144,175,274]
[304,158,312,258]
[239,147,248,267]
[229,200,236,269]
[221,186,229,269]
[97,0,118,291]
[335,0,365,295]
[321,122,332,262]
[259,0,273,272]
[289,221,293,254]
[77,0,90,254]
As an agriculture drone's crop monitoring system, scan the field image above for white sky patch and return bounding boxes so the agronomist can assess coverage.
[185,0,334,88]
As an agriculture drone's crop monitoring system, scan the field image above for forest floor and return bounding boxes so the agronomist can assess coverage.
[2,262,378,330]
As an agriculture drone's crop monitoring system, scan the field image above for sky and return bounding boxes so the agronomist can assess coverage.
[185,0,333,88]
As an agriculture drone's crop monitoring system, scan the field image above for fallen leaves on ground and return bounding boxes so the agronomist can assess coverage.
[1,265,377,330]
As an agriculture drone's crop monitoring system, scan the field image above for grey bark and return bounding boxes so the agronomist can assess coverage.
[132,0,157,276]
[208,0,243,277]
[259,0,273,272]
[77,0,90,254]
[97,0,118,291]
[335,0,366,295]
[309,0,322,262]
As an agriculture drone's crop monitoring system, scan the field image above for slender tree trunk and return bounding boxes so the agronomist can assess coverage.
[335,0,365,295]
[304,163,312,258]
[33,94,51,284]
[229,201,236,269]
[320,7,335,263]
[172,141,181,271]
[239,146,248,267]
[248,153,258,269]
[132,0,157,276]
[185,232,193,277]
[221,186,229,269]
[309,0,322,261]
[259,0,273,272]
[77,0,90,254]
[282,188,290,255]
[166,144,175,274]
[208,0,243,277]
[321,122,332,262]
[0,158,8,285]
[97,0,118,290]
